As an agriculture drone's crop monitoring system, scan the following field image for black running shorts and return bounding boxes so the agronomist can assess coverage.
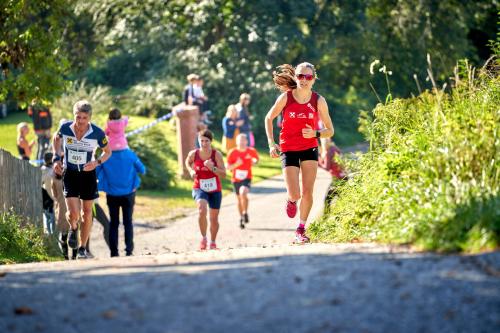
[232,179,251,194]
[280,147,319,168]
[63,169,99,200]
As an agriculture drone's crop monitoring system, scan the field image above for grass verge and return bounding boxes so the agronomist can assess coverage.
[0,210,62,264]
[309,59,500,253]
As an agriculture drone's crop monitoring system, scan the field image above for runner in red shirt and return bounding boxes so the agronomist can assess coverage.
[264,62,334,243]
[319,137,348,212]
[226,133,259,229]
[185,129,226,250]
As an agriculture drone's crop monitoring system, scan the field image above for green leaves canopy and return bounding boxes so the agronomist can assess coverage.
[2,0,498,144]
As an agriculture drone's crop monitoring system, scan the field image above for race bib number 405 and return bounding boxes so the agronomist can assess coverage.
[200,177,217,192]
[67,150,87,165]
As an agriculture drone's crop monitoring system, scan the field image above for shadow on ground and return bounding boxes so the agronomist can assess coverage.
[1,249,499,333]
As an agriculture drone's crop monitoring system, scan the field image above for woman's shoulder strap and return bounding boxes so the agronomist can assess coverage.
[284,90,294,109]
[311,91,320,110]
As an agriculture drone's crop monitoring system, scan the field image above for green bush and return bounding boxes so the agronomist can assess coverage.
[121,79,182,117]
[0,210,51,264]
[309,56,500,252]
[128,126,176,190]
[50,80,115,126]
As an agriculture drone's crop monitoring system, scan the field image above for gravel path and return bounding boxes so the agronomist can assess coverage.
[1,169,499,333]
[89,167,333,257]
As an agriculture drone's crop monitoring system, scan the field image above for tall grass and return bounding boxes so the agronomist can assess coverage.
[0,210,60,264]
[309,54,500,252]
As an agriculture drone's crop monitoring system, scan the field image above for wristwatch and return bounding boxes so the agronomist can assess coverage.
[52,155,61,163]
[212,166,217,172]
[315,130,321,138]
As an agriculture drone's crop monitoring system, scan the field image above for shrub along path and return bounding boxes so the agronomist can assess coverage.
[1,168,499,332]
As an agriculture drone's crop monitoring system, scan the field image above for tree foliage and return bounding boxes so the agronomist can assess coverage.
[75,0,498,145]
[2,0,498,144]
[0,1,70,104]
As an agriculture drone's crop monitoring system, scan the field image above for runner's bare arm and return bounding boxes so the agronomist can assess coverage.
[84,144,112,171]
[265,92,287,146]
[185,150,196,178]
[52,133,62,156]
[52,133,63,173]
[252,149,259,165]
[317,96,334,138]
[213,151,226,179]
[98,144,112,164]
[226,156,243,171]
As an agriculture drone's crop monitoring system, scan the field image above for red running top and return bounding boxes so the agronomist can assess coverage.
[279,90,319,152]
[227,147,259,183]
[192,149,222,192]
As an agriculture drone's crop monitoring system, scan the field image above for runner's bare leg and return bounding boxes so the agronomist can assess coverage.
[299,160,318,222]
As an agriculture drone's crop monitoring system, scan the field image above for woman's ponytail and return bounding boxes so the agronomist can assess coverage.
[272,64,296,92]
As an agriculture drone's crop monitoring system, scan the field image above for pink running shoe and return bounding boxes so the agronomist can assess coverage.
[210,242,217,250]
[286,200,297,218]
[295,227,310,244]
[200,238,208,250]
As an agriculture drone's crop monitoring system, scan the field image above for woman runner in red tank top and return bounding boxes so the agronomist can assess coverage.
[185,129,226,250]
[264,62,334,243]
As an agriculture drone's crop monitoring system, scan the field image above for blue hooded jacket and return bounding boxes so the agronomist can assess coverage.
[96,148,146,196]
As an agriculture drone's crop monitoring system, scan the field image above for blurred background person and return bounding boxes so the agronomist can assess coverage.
[185,129,226,250]
[226,133,259,229]
[41,152,55,235]
[16,122,35,160]
[193,76,211,124]
[319,137,348,212]
[222,104,243,153]
[183,73,199,106]
[97,147,146,257]
[28,99,52,162]
[235,93,254,147]
[105,108,129,151]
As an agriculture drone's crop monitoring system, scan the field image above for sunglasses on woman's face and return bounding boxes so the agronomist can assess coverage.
[296,74,314,81]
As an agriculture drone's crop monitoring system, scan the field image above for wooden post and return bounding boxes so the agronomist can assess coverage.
[173,103,200,179]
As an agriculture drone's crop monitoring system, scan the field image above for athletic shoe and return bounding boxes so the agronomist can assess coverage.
[239,217,245,229]
[59,233,69,260]
[85,250,95,259]
[126,252,133,257]
[243,213,249,224]
[286,200,297,218]
[200,238,208,250]
[295,227,310,244]
[210,242,217,250]
[67,228,78,249]
[76,247,89,259]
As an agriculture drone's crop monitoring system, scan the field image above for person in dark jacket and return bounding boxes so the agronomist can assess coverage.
[235,93,254,146]
[28,99,52,162]
[96,148,146,257]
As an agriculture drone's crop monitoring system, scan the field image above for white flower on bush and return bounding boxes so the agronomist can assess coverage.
[369,59,380,75]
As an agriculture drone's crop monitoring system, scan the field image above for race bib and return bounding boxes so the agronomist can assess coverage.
[235,169,248,181]
[200,177,217,192]
[67,150,86,165]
